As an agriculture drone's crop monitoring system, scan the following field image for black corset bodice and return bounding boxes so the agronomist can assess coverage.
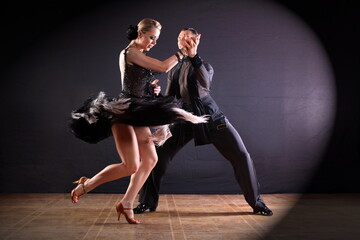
[122,63,158,97]
[121,48,160,98]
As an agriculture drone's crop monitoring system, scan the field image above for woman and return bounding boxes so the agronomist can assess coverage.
[69,18,207,224]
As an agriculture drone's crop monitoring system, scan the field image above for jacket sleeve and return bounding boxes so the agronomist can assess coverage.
[165,68,174,96]
[190,54,214,90]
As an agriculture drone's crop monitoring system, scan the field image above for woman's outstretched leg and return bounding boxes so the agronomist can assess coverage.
[71,123,140,203]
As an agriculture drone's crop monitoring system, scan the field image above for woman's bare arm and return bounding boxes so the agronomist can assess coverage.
[126,48,180,73]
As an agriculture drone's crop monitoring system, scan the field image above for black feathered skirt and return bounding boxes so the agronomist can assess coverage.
[69,91,208,145]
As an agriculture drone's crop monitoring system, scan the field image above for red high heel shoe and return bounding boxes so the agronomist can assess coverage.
[115,202,141,224]
[70,176,88,204]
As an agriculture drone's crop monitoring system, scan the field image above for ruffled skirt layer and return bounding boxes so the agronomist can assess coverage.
[69,91,207,145]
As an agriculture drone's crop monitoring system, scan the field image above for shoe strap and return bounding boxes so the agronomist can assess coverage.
[74,177,88,194]
[80,182,87,194]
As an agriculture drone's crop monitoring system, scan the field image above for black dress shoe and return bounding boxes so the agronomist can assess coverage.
[133,203,156,214]
[253,205,273,216]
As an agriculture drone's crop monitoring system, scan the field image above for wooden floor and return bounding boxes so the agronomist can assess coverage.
[0,193,359,240]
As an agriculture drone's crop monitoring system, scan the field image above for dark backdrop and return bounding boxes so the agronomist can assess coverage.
[0,0,358,195]
[0,0,359,239]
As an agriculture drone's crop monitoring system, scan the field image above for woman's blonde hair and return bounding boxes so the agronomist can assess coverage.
[126,18,162,40]
[137,18,162,32]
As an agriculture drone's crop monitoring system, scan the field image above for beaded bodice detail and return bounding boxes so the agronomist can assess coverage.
[121,48,159,97]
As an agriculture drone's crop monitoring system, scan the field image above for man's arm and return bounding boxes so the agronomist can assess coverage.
[190,55,214,89]
[165,69,174,96]
[185,33,213,89]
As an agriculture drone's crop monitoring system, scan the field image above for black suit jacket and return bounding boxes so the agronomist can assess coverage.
[166,57,226,145]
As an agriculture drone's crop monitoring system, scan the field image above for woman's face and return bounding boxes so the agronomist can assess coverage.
[177,30,194,49]
[138,27,160,51]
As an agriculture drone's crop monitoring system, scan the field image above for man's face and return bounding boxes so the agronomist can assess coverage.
[177,30,194,49]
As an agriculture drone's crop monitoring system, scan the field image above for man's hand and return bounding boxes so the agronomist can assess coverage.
[184,34,201,58]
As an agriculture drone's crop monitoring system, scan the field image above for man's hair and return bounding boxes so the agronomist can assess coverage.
[181,28,199,36]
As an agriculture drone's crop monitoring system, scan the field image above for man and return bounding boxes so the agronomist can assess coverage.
[134,28,273,216]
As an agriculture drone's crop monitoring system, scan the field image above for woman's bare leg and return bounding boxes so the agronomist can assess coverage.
[120,127,158,218]
[72,123,140,201]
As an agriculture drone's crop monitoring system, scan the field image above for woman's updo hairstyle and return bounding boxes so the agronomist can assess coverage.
[126,25,138,40]
[126,18,162,41]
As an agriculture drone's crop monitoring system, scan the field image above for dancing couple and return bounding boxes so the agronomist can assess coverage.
[69,18,272,225]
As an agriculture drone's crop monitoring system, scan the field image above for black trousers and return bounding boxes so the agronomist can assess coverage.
[139,117,266,210]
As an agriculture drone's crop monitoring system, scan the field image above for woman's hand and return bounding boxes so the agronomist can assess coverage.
[154,85,161,96]
[151,79,161,96]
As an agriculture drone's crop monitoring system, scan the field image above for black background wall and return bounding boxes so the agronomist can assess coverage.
[0,0,358,194]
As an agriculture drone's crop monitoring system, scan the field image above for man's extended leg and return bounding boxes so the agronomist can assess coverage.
[210,118,273,216]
